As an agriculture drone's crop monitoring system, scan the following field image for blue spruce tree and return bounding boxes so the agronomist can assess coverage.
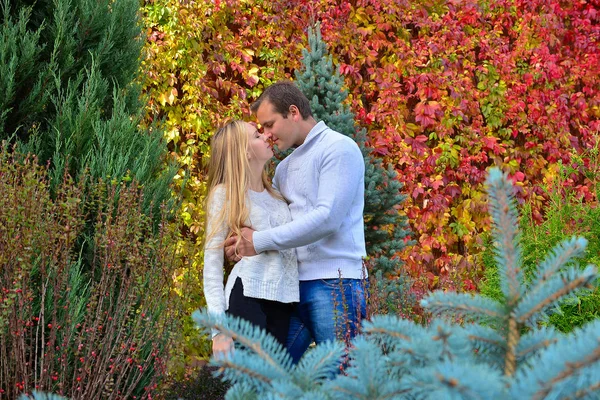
[194,167,600,399]
[294,23,414,313]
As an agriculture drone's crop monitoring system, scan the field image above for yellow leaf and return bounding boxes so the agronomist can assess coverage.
[248,66,259,77]
[165,128,179,143]
[158,92,167,106]
[168,87,178,105]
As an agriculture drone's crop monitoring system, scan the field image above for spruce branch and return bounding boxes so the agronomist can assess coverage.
[293,341,346,388]
[18,391,67,400]
[516,266,597,324]
[465,326,505,349]
[192,310,293,382]
[505,317,519,377]
[216,360,273,384]
[224,383,259,400]
[531,345,600,400]
[486,168,524,305]
[516,327,561,362]
[529,237,588,289]
[406,360,506,399]
[564,381,600,400]
[512,320,600,399]
[519,237,589,324]
[421,292,506,322]
[464,324,506,364]
[363,315,427,342]
[329,337,404,399]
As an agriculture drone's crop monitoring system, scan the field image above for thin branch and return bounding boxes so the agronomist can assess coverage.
[516,338,559,360]
[467,334,506,348]
[425,300,505,320]
[532,346,600,400]
[364,327,411,341]
[518,275,595,323]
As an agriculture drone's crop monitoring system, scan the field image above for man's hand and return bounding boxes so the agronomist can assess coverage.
[224,227,257,262]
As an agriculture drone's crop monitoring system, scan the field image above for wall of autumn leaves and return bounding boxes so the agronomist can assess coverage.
[141,0,600,292]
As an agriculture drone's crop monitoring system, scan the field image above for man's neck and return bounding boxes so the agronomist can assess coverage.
[296,117,318,146]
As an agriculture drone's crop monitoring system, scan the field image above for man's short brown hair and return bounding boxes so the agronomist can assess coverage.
[250,81,313,120]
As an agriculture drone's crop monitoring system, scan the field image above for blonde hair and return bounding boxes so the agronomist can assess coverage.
[204,120,279,248]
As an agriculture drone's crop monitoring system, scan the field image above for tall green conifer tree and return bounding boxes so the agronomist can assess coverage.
[294,23,413,311]
[0,0,176,215]
[0,1,182,397]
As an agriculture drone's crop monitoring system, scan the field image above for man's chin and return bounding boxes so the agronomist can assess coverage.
[274,142,291,152]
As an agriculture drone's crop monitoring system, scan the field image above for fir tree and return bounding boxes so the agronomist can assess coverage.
[294,23,414,312]
[1,1,180,397]
[0,0,176,216]
[194,167,600,399]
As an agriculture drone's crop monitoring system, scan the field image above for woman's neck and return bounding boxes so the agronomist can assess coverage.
[248,164,265,192]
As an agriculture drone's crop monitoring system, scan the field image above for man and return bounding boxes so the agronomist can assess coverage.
[224,81,367,363]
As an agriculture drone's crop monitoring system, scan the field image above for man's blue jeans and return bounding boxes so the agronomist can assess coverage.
[286,278,367,364]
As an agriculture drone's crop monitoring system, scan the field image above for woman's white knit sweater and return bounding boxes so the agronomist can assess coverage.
[203,185,298,327]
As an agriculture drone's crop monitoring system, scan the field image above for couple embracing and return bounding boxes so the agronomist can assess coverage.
[203,81,367,364]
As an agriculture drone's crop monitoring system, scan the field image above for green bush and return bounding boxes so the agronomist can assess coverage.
[0,148,190,399]
[480,163,600,332]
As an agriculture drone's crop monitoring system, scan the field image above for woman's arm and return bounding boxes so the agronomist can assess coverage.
[202,187,229,332]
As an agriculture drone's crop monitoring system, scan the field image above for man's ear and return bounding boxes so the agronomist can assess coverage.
[289,105,301,121]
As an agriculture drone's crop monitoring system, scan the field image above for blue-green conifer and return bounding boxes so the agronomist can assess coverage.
[194,167,600,399]
[294,23,414,312]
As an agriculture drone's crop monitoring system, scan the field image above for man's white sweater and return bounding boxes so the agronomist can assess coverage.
[253,121,367,281]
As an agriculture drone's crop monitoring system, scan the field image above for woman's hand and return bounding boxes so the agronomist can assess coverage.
[212,333,234,359]
[224,227,257,262]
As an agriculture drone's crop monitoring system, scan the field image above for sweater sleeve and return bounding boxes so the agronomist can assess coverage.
[253,139,364,252]
[202,186,228,336]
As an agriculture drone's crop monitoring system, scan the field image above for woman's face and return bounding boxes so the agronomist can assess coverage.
[246,122,273,163]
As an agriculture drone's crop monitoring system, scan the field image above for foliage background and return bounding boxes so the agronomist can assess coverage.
[1,0,597,395]
[141,0,599,296]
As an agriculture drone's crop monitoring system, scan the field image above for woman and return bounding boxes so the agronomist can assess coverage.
[203,120,298,358]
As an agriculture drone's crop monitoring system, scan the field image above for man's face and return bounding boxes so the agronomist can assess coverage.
[255,100,296,151]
